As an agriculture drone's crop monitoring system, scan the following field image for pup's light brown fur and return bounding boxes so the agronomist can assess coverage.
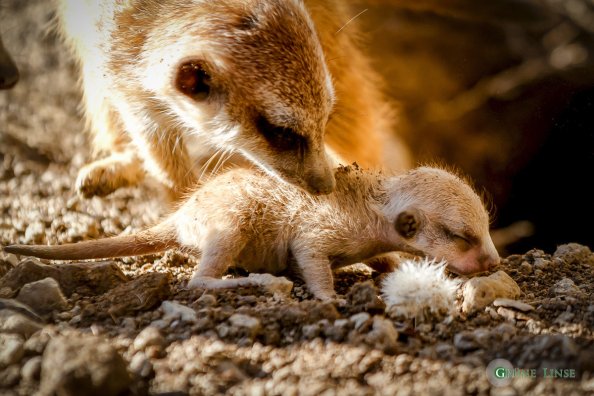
[56,0,410,199]
[5,166,498,300]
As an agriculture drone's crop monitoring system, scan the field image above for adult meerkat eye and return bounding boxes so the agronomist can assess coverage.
[395,210,420,239]
[176,61,211,100]
[256,115,307,153]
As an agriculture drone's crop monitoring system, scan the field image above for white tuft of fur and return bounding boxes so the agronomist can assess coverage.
[381,258,462,318]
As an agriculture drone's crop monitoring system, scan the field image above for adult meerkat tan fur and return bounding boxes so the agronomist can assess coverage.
[6,166,499,300]
[56,0,410,199]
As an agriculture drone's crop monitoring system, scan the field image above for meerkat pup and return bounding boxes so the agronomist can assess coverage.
[6,165,499,300]
[56,0,410,199]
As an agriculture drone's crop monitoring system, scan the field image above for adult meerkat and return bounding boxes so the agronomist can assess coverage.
[56,0,410,199]
[6,166,499,300]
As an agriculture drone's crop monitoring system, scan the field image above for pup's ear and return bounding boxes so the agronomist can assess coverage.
[395,209,422,239]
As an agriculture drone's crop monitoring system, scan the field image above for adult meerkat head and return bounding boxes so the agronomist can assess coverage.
[383,167,500,275]
[140,0,336,194]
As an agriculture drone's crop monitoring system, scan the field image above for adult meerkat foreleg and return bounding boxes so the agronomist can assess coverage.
[75,72,146,198]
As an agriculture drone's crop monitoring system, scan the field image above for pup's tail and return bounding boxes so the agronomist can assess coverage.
[3,220,178,261]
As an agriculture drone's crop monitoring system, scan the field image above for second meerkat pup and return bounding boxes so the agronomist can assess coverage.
[6,166,499,301]
[56,0,410,199]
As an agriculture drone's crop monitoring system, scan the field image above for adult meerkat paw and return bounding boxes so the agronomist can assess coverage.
[76,153,144,198]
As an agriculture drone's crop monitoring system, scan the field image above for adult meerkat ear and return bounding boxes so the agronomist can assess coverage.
[395,209,422,239]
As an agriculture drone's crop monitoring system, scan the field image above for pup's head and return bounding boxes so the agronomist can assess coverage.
[382,167,499,275]
[0,34,18,89]
[139,0,335,194]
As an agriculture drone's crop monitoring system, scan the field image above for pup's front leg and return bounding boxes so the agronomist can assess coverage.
[292,248,336,301]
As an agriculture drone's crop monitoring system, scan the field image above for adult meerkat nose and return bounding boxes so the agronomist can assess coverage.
[305,167,335,195]
[302,148,336,195]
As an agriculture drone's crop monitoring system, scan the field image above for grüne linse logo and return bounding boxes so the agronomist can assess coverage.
[486,359,577,386]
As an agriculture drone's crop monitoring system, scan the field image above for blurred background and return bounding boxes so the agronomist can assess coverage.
[1,0,594,255]
[355,0,594,254]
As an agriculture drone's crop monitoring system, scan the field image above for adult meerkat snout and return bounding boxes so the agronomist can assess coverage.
[386,167,500,274]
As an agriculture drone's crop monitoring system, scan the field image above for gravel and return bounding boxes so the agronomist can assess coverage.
[0,1,593,395]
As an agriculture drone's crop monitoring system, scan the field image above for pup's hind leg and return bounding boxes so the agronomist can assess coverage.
[186,238,292,293]
[186,238,254,290]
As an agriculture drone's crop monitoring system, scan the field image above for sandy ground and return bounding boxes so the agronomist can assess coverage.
[1,1,593,395]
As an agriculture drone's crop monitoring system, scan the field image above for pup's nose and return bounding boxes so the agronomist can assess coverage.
[479,253,500,271]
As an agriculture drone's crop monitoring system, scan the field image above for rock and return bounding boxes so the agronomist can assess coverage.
[96,272,171,318]
[497,307,518,322]
[493,323,517,342]
[0,259,60,298]
[301,323,322,340]
[0,251,18,278]
[40,334,131,396]
[453,329,490,352]
[553,243,594,265]
[324,319,350,341]
[0,364,20,388]
[304,301,340,323]
[247,273,293,296]
[161,300,197,323]
[194,293,217,307]
[0,334,24,368]
[129,352,153,378]
[550,278,586,298]
[133,326,164,351]
[365,316,398,354]
[24,220,46,244]
[554,311,575,324]
[21,356,42,382]
[462,271,521,313]
[0,259,128,297]
[394,354,413,375]
[0,310,42,338]
[347,281,385,313]
[0,298,43,322]
[533,258,551,270]
[493,298,535,312]
[24,331,52,356]
[349,312,371,330]
[228,314,262,339]
[519,261,532,274]
[16,277,68,314]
